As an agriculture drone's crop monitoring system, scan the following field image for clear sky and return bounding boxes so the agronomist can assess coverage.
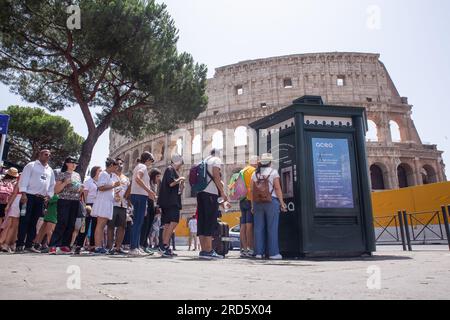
[1,0,449,175]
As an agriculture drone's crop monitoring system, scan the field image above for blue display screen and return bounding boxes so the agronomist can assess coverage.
[312,138,354,209]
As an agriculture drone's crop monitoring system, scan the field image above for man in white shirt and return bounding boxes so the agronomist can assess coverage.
[196,148,228,260]
[17,150,56,253]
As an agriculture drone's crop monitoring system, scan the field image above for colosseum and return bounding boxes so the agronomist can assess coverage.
[109,52,446,215]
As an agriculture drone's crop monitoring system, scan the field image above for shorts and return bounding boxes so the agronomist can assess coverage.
[0,203,6,218]
[107,207,127,229]
[240,199,254,224]
[161,207,180,225]
[74,217,83,231]
[44,210,57,224]
[196,192,219,237]
[7,197,21,218]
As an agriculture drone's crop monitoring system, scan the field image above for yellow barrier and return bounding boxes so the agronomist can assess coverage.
[175,182,450,235]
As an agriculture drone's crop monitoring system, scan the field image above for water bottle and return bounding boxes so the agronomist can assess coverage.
[20,205,27,217]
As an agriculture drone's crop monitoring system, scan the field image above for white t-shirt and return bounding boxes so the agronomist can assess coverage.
[113,174,130,208]
[131,163,150,196]
[188,219,197,233]
[83,178,98,204]
[251,167,280,198]
[202,156,223,196]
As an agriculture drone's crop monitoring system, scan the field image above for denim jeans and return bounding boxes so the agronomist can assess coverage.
[130,194,148,250]
[253,198,280,257]
[17,194,45,248]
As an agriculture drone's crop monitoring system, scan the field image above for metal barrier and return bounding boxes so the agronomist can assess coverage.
[374,206,450,251]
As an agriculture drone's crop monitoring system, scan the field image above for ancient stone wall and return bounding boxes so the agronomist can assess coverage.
[109,52,446,215]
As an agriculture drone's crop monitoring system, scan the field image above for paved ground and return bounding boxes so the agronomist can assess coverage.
[0,245,449,300]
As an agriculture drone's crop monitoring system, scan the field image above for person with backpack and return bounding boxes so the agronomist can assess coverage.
[157,154,185,258]
[251,153,288,260]
[193,148,228,260]
[239,156,258,258]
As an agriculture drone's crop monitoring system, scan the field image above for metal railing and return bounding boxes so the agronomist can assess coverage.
[374,206,450,251]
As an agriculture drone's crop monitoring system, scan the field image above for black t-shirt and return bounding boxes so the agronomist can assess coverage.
[157,166,181,209]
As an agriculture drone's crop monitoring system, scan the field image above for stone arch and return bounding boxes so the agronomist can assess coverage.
[422,164,438,185]
[390,120,402,142]
[212,130,224,150]
[366,120,379,142]
[192,134,201,155]
[370,163,387,190]
[234,126,248,147]
[397,163,414,188]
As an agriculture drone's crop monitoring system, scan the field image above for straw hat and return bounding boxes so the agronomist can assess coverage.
[249,155,259,165]
[5,167,19,178]
[259,153,274,165]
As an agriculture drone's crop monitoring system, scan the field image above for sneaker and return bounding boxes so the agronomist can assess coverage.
[49,247,57,255]
[128,249,146,257]
[108,248,117,255]
[240,249,248,258]
[116,248,128,255]
[144,247,155,255]
[60,246,71,254]
[15,246,24,253]
[247,249,254,257]
[161,248,173,258]
[210,250,224,260]
[74,246,81,255]
[40,247,49,254]
[94,247,108,255]
[30,246,41,253]
[24,247,34,253]
[269,254,283,260]
[7,247,14,254]
[167,248,177,257]
[199,251,213,260]
[254,255,263,260]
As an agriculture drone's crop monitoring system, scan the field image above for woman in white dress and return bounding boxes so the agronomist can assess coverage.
[91,158,120,254]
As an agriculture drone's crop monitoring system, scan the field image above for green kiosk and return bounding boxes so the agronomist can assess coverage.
[249,96,376,257]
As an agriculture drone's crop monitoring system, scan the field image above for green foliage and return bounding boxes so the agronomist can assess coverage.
[0,0,208,175]
[0,0,207,135]
[1,105,84,168]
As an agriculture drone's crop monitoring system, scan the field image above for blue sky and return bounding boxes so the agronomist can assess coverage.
[1,0,449,175]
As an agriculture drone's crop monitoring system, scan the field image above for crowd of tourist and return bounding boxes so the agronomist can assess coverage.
[0,147,287,260]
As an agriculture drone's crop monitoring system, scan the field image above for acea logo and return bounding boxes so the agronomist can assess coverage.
[315,142,334,149]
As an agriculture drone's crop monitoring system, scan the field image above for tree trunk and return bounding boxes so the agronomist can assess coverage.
[77,131,101,181]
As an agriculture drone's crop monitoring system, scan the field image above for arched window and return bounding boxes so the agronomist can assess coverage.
[397,163,413,188]
[390,120,401,142]
[422,165,437,185]
[212,131,223,150]
[176,138,183,155]
[192,134,201,155]
[234,126,247,147]
[370,164,385,190]
[366,120,378,142]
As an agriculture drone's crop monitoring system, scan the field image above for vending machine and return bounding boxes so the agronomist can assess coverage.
[249,96,376,257]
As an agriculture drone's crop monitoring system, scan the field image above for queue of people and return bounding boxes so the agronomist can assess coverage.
[0,147,288,261]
